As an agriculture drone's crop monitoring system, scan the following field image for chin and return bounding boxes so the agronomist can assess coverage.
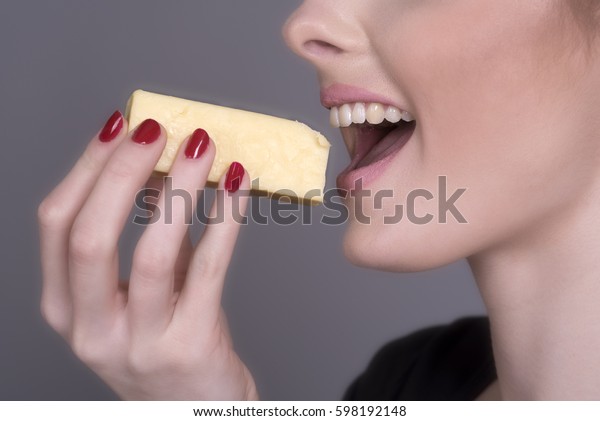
[342,221,469,273]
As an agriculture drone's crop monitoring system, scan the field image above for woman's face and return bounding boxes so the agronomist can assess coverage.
[283,0,600,271]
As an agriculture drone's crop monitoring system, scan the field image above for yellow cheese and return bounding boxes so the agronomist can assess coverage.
[125,90,330,204]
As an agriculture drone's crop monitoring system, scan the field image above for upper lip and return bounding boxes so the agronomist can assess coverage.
[320,83,403,110]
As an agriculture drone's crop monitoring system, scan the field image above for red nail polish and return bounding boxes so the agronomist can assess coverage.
[99,110,123,142]
[225,162,245,193]
[184,128,210,159]
[132,119,161,144]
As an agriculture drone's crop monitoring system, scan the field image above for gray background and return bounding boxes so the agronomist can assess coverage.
[0,0,485,400]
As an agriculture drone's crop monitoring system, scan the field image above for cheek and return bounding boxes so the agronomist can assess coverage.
[343,1,595,270]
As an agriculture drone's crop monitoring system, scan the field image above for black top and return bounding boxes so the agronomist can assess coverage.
[343,316,497,400]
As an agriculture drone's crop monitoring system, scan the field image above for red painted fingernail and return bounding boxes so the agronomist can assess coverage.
[184,128,210,159]
[225,162,244,193]
[132,119,161,144]
[99,110,123,142]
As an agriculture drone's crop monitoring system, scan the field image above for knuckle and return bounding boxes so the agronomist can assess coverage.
[79,147,104,174]
[125,334,221,377]
[192,250,222,280]
[40,299,69,336]
[127,351,151,376]
[71,334,106,367]
[69,222,111,265]
[164,349,196,373]
[37,197,68,231]
[127,337,204,377]
[127,345,166,376]
[165,340,208,371]
[132,245,173,281]
[104,156,135,182]
[168,324,221,365]
[167,342,207,373]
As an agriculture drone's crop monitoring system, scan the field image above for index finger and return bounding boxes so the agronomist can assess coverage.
[38,110,127,336]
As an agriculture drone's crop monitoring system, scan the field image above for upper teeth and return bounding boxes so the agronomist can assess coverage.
[330,102,414,128]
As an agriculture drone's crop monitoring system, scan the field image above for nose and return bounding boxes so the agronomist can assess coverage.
[282,0,367,66]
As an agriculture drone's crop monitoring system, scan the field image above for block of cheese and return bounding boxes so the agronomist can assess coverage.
[125,90,330,204]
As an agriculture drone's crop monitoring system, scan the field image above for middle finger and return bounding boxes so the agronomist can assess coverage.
[128,128,214,336]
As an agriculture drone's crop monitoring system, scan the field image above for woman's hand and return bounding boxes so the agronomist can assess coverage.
[37,111,257,400]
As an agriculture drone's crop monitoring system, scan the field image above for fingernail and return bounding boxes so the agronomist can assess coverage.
[184,128,210,159]
[225,162,244,193]
[132,119,161,144]
[99,110,123,142]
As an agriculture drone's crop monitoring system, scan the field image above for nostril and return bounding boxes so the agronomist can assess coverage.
[303,40,344,56]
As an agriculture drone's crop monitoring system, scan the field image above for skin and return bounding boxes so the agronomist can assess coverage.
[38,0,600,400]
[38,122,257,399]
[283,0,600,399]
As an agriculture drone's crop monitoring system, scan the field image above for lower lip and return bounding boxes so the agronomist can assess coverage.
[336,122,416,192]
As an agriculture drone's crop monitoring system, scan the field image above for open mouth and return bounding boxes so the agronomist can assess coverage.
[329,102,416,182]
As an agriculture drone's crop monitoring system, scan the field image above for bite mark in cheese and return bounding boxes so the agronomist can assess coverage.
[126,90,330,204]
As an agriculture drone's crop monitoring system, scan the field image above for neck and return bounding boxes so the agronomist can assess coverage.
[468,193,600,399]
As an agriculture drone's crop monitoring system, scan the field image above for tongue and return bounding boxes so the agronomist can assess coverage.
[356,121,416,169]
